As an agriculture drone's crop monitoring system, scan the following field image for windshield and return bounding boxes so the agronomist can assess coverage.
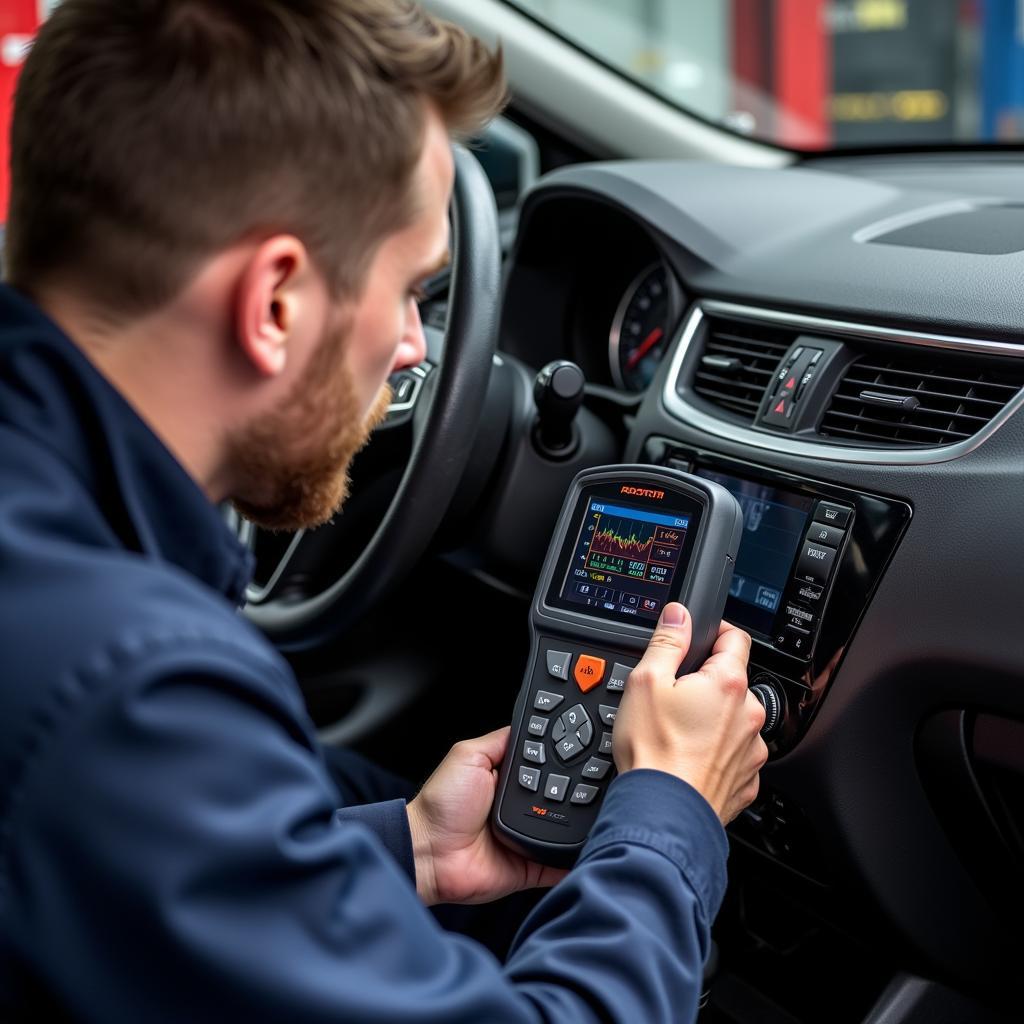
[508,0,1014,151]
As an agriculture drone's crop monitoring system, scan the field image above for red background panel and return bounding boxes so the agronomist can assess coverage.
[0,0,41,220]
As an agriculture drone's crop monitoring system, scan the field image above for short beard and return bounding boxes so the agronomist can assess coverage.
[227,323,393,533]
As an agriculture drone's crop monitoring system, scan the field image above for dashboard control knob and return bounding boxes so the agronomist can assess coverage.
[533,360,585,458]
[750,678,785,740]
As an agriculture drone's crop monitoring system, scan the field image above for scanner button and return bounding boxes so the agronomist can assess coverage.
[598,731,613,755]
[518,766,540,792]
[581,757,612,780]
[546,650,572,681]
[534,690,564,712]
[523,740,546,764]
[577,719,593,746]
[574,655,606,692]
[554,735,584,762]
[527,715,548,738]
[598,705,618,727]
[606,662,633,693]
[552,718,566,742]
[570,784,599,806]
[545,774,570,802]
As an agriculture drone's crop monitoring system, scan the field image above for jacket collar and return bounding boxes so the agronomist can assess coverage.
[0,283,253,604]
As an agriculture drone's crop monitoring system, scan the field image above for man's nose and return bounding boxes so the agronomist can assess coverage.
[391,299,428,373]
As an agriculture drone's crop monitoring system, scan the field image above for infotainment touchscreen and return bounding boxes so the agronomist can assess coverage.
[696,468,814,639]
[546,483,702,627]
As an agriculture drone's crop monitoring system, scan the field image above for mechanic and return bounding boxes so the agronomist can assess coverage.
[0,2,767,1021]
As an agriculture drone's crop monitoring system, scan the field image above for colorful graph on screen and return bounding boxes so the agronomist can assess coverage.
[583,506,686,585]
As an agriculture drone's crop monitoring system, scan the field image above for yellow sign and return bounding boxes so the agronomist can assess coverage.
[830,90,948,123]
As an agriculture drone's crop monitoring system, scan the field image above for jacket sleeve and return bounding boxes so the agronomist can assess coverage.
[3,635,727,1024]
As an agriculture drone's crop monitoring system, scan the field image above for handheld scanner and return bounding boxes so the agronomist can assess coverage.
[492,465,743,866]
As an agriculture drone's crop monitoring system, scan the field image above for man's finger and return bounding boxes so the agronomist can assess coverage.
[633,602,692,680]
[457,725,511,770]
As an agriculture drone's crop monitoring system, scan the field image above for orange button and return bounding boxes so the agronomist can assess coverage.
[574,655,606,692]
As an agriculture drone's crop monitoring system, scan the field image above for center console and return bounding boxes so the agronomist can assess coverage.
[643,438,912,756]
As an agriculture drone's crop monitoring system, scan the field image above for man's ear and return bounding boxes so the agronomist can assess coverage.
[234,236,315,378]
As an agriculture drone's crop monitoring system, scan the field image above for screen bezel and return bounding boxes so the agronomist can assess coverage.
[544,480,705,628]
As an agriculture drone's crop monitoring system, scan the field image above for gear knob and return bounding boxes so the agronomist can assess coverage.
[533,360,585,457]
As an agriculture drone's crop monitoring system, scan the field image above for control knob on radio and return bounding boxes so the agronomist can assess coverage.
[750,676,785,741]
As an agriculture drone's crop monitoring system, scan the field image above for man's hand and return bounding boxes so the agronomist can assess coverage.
[406,727,567,906]
[614,603,768,825]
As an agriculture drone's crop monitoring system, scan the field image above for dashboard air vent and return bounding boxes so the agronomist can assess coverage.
[691,317,795,420]
[819,353,1023,446]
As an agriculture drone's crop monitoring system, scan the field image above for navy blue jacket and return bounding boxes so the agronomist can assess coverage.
[0,283,729,1023]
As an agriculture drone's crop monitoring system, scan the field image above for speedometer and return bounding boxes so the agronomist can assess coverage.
[609,264,670,392]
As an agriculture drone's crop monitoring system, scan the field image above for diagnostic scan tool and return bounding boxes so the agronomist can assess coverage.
[493,465,743,866]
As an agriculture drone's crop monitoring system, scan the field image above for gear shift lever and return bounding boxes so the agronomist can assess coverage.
[533,359,585,458]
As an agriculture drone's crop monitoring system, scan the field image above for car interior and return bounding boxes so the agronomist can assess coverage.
[9,1,1022,1021]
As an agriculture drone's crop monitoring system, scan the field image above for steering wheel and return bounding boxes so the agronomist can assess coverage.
[243,146,501,651]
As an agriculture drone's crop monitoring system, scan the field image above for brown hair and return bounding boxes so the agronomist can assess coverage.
[5,0,505,315]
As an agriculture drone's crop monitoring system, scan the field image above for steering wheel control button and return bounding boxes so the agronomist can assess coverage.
[544,774,570,802]
[546,650,572,681]
[552,718,567,742]
[570,784,600,806]
[518,766,540,792]
[794,541,837,586]
[577,719,594,747]
[573,654,606,692]
[554,735,584,762]
[813,502,852,529]
[598,705,618,727]
[606,662,632,693]
[805,522,844,548]
[581,757,612,780]
[599,730,613,755]
[534,690,564,712]
[523,740,546,764]
[527,715,548,738]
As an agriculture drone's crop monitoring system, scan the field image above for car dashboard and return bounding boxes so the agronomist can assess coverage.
[494,154,1024,1009]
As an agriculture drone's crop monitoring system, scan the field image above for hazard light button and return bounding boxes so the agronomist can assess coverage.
[573,654,606,692]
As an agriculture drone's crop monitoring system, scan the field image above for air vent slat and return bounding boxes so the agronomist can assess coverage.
[823,409,973,441]
[849,364,1018,394]
[690,317,795,422]
[820,351,1023,448]
[839,379,1008,407]
[829,393,992,424]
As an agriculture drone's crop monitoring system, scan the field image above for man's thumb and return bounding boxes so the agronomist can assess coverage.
[636,602,692,678]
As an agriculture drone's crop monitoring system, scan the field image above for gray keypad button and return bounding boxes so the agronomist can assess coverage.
[570,783,599,805]
[518,766,540,791]
[599,730,613,755]
[546,650,572,681]
[554,735,583,762]
[563,703,588,730]
[552,718,566,742]
[598,704,618,727]
[581,756,612,780]
[607,662,632,692]
[544,774,570,802]
[577,719,593,746]
[523,740,546,764]
[534,690,564,712]
[527,715,548,738]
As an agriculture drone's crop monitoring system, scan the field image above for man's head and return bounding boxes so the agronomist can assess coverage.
[6,0,505,529]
